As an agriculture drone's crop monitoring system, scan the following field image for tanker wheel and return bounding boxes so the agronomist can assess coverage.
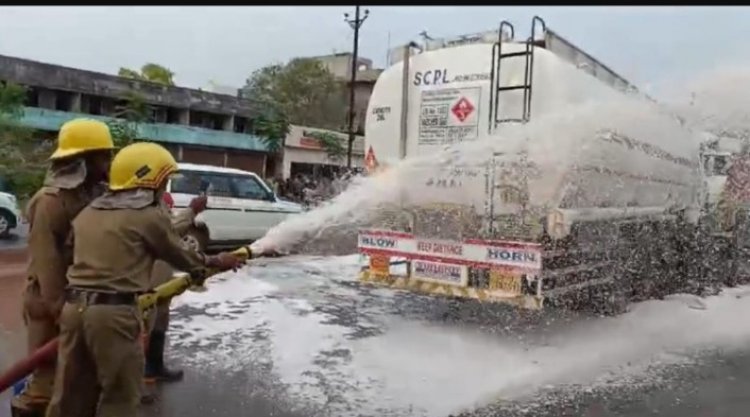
[589,281,629,316]
[725,244,741,288]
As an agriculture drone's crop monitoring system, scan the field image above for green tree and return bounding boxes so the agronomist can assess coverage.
[118,63,176,86]
[254,113,290,153]
[242,58,347,130]
[106,91,152,148]
[0,82,26,121]
[0,82,47,199]
[306,131,346,161]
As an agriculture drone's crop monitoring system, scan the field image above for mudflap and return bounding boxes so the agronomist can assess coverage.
[690,212,741,295]
[695,206,750,291]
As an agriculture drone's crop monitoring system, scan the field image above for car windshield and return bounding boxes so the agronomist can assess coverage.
[233,175,270,200]
[171,170,271,201]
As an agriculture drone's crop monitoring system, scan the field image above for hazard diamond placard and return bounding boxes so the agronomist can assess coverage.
[418,87,481,146]
[451,97,475,123]
[364,146,379,174]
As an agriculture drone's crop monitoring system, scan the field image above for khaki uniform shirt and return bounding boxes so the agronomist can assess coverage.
[150,204,197,287]
[24,159,104,318]
[67,192,206,293]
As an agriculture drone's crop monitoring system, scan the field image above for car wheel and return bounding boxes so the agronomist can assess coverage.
[0,210,11,238]
[182,226,209,252]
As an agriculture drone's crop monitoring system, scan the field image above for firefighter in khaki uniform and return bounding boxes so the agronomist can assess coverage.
[11,119,114,417]
[45,142,243,417]
[141,192,207,403]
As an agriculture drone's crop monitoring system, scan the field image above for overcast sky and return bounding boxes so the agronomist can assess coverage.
[0,6,748,98]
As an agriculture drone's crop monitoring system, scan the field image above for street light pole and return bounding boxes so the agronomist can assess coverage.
[344,6,369,169]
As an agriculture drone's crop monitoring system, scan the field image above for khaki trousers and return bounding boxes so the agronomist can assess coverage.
[12,286,59,413]
[46,302,144,417]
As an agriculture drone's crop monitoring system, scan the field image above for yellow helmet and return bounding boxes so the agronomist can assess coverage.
[49,119,115,160]
[109,142,178,191]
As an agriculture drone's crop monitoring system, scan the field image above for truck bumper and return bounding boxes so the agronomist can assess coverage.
[359,269,545,310]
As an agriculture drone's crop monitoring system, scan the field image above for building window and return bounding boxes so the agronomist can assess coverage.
[166,108,182,124]
[189,111,203,127]
[88,96,103,115]
[79,94,91,114]
[151,106,167,123]
[24,86,39,108]
[100,98,117,117]
[209,114,223,130]
[55,91,74,112]
[190,111,226,131]
[234,117,246,133]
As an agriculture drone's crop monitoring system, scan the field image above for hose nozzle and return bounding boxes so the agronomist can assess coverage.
[230,246,254,261]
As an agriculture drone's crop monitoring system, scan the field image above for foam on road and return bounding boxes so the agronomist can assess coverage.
[169,255,750,417]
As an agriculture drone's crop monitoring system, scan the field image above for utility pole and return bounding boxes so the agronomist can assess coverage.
[344,6,369,169]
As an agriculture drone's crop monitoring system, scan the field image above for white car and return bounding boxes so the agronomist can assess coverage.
[0,190,22,238]
[166,163,303,250]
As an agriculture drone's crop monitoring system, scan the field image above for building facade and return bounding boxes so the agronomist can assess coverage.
[309,52,382,134]
[281,125,365,179]
[0,54,273,176]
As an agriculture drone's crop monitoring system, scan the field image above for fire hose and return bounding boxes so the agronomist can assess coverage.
[0,246,255,394]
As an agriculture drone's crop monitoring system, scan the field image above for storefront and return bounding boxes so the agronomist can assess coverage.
[281,125,365,180]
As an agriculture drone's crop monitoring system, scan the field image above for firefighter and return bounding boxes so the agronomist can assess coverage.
[718,143,750,231]
[45,142,244,417]
[142,192,207,397]
[11,119,114,417]
[713,142,750,288]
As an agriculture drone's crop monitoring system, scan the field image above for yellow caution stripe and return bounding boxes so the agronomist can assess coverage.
[359,270,544,310]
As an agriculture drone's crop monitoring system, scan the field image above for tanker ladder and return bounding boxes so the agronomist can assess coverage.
[488,16,545,130]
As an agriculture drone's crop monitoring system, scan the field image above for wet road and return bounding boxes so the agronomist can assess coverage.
[144,352,750,417]
[146,256,750,417]
[0,223,27,251]
[3,254,750,417]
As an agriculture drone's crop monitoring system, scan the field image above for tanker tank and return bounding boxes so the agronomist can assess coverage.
[357,17,713,315]
[365,35,704,241]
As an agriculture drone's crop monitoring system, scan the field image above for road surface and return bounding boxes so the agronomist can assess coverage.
[0,223,27,251]
[143,255,750,417]
[3,254,750,417]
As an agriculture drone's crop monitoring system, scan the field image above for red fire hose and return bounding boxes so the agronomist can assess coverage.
[0,246,255,394]
[3,323,156,393]
[0,338,58,393]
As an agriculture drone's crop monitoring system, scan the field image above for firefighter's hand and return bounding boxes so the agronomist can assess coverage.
[189,195,208,214]
[206,252,245,272]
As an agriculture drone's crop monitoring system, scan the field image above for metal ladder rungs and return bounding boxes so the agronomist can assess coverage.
[496,85,530,92]
[498,51,530,59]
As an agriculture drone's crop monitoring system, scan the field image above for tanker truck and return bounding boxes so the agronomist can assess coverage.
[357,16,714,315]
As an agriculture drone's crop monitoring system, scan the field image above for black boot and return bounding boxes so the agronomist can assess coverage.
[144,331,184,382]
[10,404,46,417]
[140,392,156,405]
